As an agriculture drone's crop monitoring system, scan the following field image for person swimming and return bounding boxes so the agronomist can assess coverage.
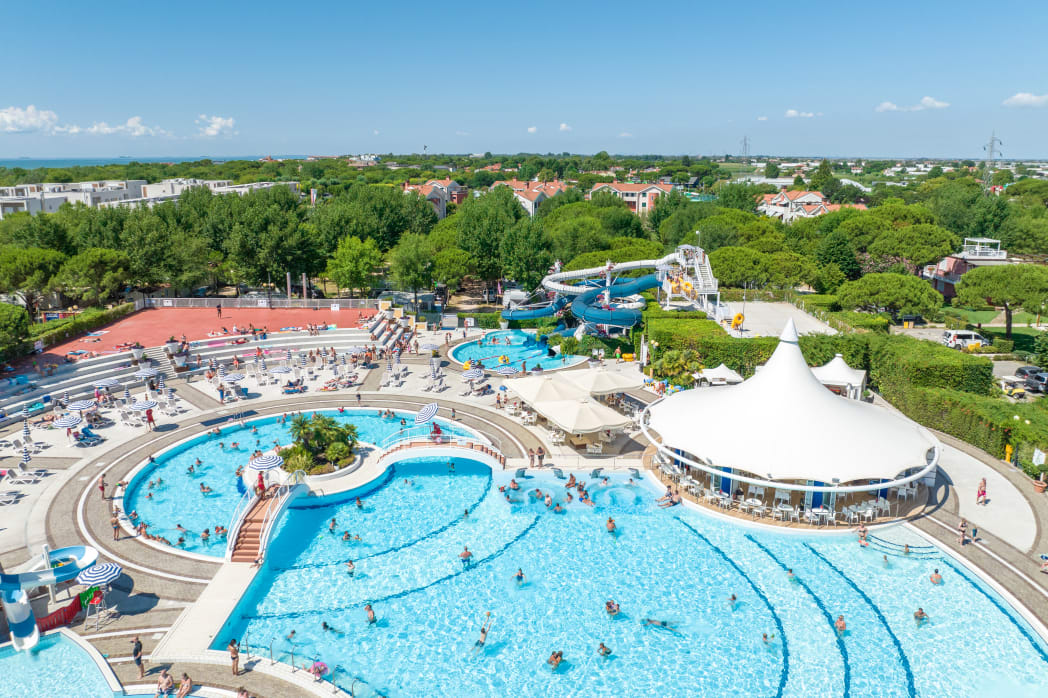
[786,568,796,582]
[322,621,341,633]
[913,607,929,624]
[728,594,737,610]
[547,651,563,669]
[475,612,493,647]
[834,615,847,635]
[514,568,525,584]
[365,604,376,625]
[459,546,473,564]
[345,560,355,576]
[642,618,678,632]
[930,569,943,585]
[286,630,296,640]
[598,642,611,657]
[605,600,620,616]
[606,517,616,533]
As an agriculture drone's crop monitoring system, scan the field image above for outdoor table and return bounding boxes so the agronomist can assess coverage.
[776,504,796,521]
[810,506,831,525]
[715,491,732,508]
[740,497,761,515]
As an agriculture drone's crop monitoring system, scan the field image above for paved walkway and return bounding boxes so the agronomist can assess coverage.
[725,301,836,337]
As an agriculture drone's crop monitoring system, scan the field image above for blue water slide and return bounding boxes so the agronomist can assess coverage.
[501,295,569,320]
[569,274,660,326]
[0,545,99,650]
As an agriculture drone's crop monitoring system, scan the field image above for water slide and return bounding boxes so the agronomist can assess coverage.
[500,295,569,321]
[0,545,99,650]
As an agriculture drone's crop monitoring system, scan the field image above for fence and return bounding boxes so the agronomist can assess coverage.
[138,297,379,311]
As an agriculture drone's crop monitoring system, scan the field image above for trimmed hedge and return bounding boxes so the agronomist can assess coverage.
[870,334,993,395]
[457,312,502,329]
[794,294,840,312]
[828,311,891,333]
[719,288,789,302]
[31,303,137,349]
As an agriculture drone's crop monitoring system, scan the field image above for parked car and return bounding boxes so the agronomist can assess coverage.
[1015,366,1043,380]
[941,330,987,350]
[1024,372,1048,393]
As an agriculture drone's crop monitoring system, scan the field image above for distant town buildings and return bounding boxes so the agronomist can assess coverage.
[589,182,674,214]
[0,179,298,219]
[757,190,866,223]
[402,182,448,219]
[426,178,467,205]
[923,238,1011,298]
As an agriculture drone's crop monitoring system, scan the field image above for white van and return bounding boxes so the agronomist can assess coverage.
[941,330,987,350]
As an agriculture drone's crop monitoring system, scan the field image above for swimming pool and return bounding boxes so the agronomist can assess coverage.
[450,329,586,372]
[0,631,116,697]
[122,410,477,557]
[213,462,1048,697]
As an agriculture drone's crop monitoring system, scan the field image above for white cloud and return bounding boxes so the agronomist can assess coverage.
[875,96,949,112]
[195,114,235,137]
[1003,92,1048,108]
[527,126,537,133]
[617,131,633,138]
[756,116,768,121]
[559,122,572,132]
[86,116,168,137]
[784,109,816,118]
[0,105,59,133]
[373,129,380,135]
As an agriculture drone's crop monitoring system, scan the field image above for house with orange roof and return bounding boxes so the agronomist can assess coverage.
[426,178,467,205]
[402,182,448,219]
[758,189,865,223]
[589,182,674,214]
[491,179,570,216]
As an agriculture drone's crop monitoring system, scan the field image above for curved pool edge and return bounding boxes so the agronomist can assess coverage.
[0,628,124,694]
[446,328,588,372]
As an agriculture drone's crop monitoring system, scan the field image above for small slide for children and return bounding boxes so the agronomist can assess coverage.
[0,545,99,650]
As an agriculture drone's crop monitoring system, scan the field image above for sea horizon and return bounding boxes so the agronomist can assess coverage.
[0,156,307,169]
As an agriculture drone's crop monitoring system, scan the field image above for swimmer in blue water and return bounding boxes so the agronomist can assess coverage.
[513,568,525,585]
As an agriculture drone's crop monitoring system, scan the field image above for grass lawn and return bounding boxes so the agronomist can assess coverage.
[947,307,1001,324]
[980,326,1043,353]
[1010,311,1042,326]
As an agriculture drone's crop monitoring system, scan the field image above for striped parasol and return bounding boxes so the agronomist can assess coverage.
[340,354,347,366]
[218,364,227,378]
[131,400,158,411]
[386,358,393,372]
[224,373,246,382]
[20,446,31,465]
[133,368,158,379]
[76,563,122,586]
[260,358,268,372]
[21,405,29,419]
[496,365,520,376]
[123,387,131,403]
[22,420,30,440]
[167,388,176,400]
[67,400,97,412]
[270,366,292,374]
[415,402,439,425]
[53,415,82,429]
[95,378,121,388]
[285,349,293,362]
[63,390,70,405]
[462,368,484,380]
[156,374,165,390]
[395,351,402,365]
[249,454,284,471]
[300,355,308,368]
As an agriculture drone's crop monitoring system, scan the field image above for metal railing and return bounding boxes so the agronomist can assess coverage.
[225,489,256,560]
[376,424,496,452]
[256,475,305,559]
[140,297,379,310]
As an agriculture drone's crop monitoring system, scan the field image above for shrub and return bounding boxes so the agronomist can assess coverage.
[827,311,891,333]
[641,305,709,321]
[647,318,726,353]
[559,336,580,355]
[795,294,840,312]
[992,338,1015,353]
[943,316,969,330]
[870,334,993,395]
[458,312,501,329]
[325,442,352,464]
[28,303,136,349]
[0,303,31,362]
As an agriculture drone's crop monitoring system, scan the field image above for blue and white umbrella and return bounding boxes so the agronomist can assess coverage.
[67,400,97,412]
[420,343,439,351]
[340,354,348,365]
[496,365,520,376]
[224,373,246,383]
[76,563,122,586]
[462,368,484,380]
[415,402,439,425]
[386,359,393,372]
[300,355,308,368]
[21,447,31,465]
[53,415,82,429]
[285,349,293,362]
[395,351,402,365]
[156,374,165,391]
[218,364,227,378]
[123,387,131,403]
[260,358,268,372]
[133,368,157,379]
[271,366,292,374]
[249,454,284,471]
[95,378,121,388]
[22,420,30,440]
[21,405,29,420]
[131,400,158,411]
[63,390,70,405]
[167,388,176,400]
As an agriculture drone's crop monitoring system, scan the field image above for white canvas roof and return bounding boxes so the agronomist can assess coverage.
[562,367,644,395]
[531,398,632,434]
[811,353,867,389]
[647,320,938,483]
[505,374,587,403]
[697,363,744,385]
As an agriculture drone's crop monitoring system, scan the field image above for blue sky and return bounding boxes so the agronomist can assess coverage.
[2,0,1047,159]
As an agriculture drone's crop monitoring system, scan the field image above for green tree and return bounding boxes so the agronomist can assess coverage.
[764,162,781,178]
[717,183,763,213]
[837,272,943,320]
[0,246,66,318]
[52,248,131,305]
[708,246,770,287]
[432,248,473,290]
[868,223,958,273]
[0,302,30,361]
[767,251,817,289]
[457,186,521,282]
[992,169,1014,186]
[954,264,1048,338]
[325,235,383,297]
[389,233,434,306]
[815,230,861,279]
[501,218,552,289]
[810,160,835,193]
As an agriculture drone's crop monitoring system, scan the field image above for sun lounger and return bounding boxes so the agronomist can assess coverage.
[0,490,19,506]
[8,468,43,485]
[586,442,603,455]
[552,468,566,479]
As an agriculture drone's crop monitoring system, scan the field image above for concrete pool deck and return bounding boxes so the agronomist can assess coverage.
[4,326,1048,696]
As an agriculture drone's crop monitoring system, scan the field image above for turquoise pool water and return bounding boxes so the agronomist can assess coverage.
[214,462,1048,697]
[122,410,476,556]
[0,632,114,697]
[450,329,586,371]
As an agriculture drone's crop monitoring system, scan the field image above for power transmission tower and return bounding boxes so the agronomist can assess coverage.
[740,136,750,161]
[983,131,1002,191]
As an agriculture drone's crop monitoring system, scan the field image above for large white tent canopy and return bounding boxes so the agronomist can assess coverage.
[694,363,744,385]
[561,367,644,395]
[531,398,632,434]
[646,319,939,485]
[812,353,867,393]
[506,374,587,403]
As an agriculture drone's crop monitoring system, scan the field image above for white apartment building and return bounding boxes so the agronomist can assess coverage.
[98,180,299,210]
[0,180,146,219]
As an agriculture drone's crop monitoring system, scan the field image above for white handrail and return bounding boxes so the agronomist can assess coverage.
[257,483,297,559]
[225,489,256,560]
[377,426,499,453]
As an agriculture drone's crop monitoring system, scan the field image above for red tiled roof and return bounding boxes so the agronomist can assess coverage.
[592,182,673,194]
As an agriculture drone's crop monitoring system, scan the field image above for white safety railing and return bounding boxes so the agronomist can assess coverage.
[376,425,496,452]
[224,489,256,560]
[141,297,378,310]
[256,470,307,559]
